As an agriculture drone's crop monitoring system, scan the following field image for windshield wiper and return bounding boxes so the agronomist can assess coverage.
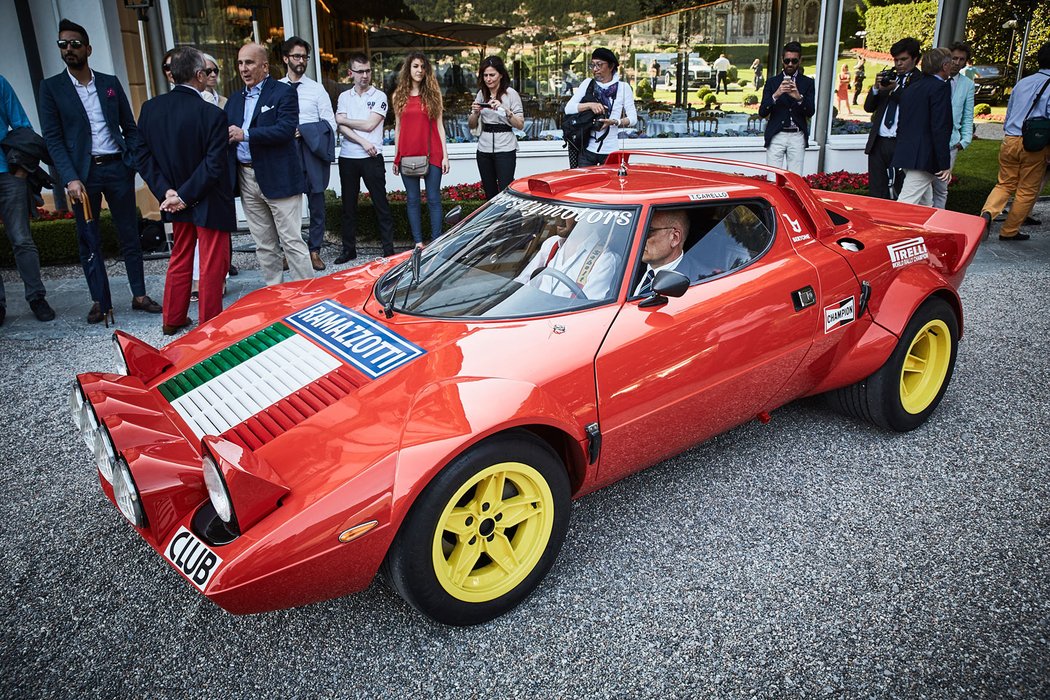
[382,246,422,319]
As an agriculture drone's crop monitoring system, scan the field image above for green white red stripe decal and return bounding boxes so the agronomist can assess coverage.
[159,323,342,440]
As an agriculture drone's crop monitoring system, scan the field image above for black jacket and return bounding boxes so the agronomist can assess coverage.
[758,71,816,147]
[863,68,921,154]
[2,126,55,195]
[891,74,952,173]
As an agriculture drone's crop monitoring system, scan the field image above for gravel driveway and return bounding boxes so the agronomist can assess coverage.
[1,206,1047,699]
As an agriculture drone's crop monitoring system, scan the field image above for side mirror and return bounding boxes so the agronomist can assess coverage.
[444,205,463,228]
[638,269,690,308]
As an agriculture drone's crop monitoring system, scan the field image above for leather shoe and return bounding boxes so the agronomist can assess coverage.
[334,250,357,264]
[999,232,1030,241]
[87,302,105,324]
[228,263,239,277]
[29,298,55,322]
[311,251,326,271]
[1023,216,1041,226]
[132,295,163,313]
[162,319,193,335]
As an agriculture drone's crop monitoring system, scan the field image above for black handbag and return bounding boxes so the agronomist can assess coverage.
[1021,75,1050,153]
[562,80,597,168]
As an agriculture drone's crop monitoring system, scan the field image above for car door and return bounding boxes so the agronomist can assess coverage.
[593,199,821,488]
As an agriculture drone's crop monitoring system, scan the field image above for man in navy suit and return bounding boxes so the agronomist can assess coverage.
[758,42,815,175]
[863,37,922,200]
[38,18,162,323]
[224,43,311,287]
[894,48,953,207]
[136,47,235,335]
[633,210,702,296]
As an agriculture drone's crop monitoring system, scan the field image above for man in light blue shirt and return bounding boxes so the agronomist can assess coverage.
[932,42,976,209]
[980,42,1050,241]
[0,75,52,325]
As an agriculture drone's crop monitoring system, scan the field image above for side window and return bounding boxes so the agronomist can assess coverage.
[682,202,775,280]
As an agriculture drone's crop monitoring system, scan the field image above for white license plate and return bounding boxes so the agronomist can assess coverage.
[163,526,223,591]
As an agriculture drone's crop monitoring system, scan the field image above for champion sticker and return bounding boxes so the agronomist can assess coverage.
[164,526,222,591]
[824,296,856,333]
[285,300,426,379]
[688,191,729,200]
[888,237,928,268]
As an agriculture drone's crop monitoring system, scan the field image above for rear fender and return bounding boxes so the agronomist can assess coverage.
[389,377,590,533]
[868,264,963,340]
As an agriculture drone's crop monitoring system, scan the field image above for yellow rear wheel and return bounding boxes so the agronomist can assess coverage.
[899,319,952,415]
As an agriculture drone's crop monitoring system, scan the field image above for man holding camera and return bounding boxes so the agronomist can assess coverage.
[864,37,922,200]
[758,42,815,175]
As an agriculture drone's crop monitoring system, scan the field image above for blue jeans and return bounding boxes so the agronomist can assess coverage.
[402,164,442,245]
[0,172,46,306]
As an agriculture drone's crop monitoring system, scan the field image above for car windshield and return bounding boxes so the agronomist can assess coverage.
[377,191,638,318]
[973,66,1001,78]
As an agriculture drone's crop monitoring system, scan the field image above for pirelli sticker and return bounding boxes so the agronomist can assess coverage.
[824,296,856,333]
[888,237,928,268]
[285,300,426,379]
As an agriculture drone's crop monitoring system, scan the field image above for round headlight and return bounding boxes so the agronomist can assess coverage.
[111,334,128,375]
[202,455,233,524]
[69,382,84,423]
[93,425,116,483]
[112,457,147,528]
[79,400,98,451]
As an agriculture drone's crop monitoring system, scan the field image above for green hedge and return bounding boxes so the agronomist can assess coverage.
[865,2,937,54]
[1,196,486,268]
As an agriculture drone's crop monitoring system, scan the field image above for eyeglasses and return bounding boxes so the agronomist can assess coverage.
[162,63,171,72]
[201,68,218,75]
[782,57,799,65]
[350,68,372,74]
[647,226,677,238]
[57,39,84,49]
[590,61,608,69]
[286,53,310,61]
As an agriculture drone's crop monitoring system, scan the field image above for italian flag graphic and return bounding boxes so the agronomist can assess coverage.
[158,324,343,440]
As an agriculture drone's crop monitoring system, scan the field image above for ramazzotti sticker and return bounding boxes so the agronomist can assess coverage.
[285,300,426,379]
[888,237,928,268]
[824,296,856,333]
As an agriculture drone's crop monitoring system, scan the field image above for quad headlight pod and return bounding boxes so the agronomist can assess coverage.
[202,455,234,525]
[112,456,147,528]
[74,386,99,452]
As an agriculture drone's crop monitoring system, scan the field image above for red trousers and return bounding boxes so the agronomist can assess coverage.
[165,222,230,327]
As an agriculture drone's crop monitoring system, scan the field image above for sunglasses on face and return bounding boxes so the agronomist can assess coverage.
[201,68,218,75]
[57,39,84,49]
[782,57,799,65]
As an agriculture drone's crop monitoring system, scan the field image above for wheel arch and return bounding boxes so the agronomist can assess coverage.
[869,265,964,340]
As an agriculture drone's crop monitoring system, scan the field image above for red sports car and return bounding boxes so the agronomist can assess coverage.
[72,153,985,625]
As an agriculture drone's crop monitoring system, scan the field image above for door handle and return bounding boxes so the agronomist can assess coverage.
[792,286,816,312]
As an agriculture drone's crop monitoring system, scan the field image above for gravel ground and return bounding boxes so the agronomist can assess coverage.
[1,205,1048,699]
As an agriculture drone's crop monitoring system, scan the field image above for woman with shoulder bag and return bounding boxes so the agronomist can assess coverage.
[468,56,525,199]
[393,52,449,247]
[564,47,637,167]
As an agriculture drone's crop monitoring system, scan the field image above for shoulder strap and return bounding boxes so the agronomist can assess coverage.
[1023,74,1050,122]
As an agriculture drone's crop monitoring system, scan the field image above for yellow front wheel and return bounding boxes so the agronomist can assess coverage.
[384,432,571,625]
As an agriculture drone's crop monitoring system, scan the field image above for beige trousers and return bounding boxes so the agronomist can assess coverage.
[981,135,1049,238]
[238,165,313,287]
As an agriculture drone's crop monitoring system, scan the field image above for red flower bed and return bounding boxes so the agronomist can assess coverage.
[360,181,487,203]
[805,171,869,191]
[35,208,74,221]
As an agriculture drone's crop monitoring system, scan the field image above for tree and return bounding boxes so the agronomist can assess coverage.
[966,0,1048,77]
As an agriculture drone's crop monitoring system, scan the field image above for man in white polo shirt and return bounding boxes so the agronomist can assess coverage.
[334,53,395,262]
[280,37,336,271]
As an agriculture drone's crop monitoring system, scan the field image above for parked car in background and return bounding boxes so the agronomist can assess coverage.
[971,64,1009,104]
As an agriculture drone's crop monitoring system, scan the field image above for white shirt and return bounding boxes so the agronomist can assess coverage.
[336,86,388,159]
[634,254,685,295]
[713,57,731,72]
[67,69,119,155]
[280,74,336,133]
[515,233,619,300]
[564,75,637,156]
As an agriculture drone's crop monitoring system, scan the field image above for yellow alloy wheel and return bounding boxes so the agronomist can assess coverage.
[431,462,556,603]
[899,318,952,415]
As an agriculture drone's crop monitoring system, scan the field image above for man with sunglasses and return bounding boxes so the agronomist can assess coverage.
[333,53,396,261]
[38,18,162,323]
[280,37,336,272]
[135,47,235,335]
[758,42,815,174]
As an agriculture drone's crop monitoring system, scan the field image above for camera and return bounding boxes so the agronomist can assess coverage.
[878,69,896,87]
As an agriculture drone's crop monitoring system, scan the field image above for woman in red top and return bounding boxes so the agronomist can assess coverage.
[392,52,449,246]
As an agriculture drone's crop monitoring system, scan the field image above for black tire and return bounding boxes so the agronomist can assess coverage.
[383,431,571,625]
[827,297,959,432]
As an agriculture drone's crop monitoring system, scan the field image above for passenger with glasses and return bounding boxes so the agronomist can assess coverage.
[280,36,336,272]
[757,41,815,175]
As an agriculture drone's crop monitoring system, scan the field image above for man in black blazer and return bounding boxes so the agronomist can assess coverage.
[224,43,311,288]
[37,18,162,323]
[136,47,235,335]
[863,37,921,200]
[758,41,815,175]
[893,48,953,206]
